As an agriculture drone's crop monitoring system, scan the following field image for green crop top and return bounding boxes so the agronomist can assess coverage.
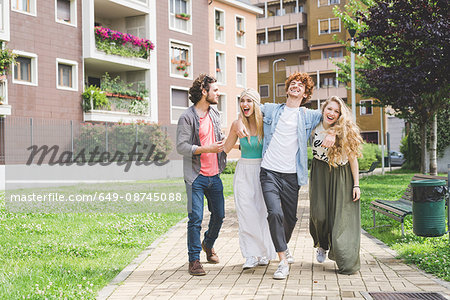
[240,136,263,159]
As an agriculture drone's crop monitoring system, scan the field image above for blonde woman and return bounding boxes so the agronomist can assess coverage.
[309,96,363,275]
[224,89,276,270]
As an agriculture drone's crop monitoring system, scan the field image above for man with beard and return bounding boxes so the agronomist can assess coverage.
[176,74,227,276]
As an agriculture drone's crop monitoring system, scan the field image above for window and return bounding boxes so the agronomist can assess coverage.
[322,49,343,59]
[236,56,245,87]
[211,94,227,126]
[259,85,269,98]
[56,0,76,26]
[12,0,36,15]
[215,52,225,84]
[276,83,286,97]
[169,0,191,33]
[257,32,267,45]
[56,58,78,91]
[0,0,4,31]
[215,9,225,43]
[318,18,341,35]
[235,16,245,47]
[318,0,340,7]
[170,41,192,79]
[259,59,269,73]
[13,51,38,86]
[361,132,378,144]
[171,87,189,123]
[360,100,373,115]
[126,16,146,38]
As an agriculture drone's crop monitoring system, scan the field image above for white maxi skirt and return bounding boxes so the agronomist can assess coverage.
[233,158,277,259]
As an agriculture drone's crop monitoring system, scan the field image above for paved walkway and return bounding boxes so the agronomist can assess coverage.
[99,186,450,300]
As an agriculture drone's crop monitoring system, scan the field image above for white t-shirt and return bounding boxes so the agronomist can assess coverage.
[312,122,348,165]
[261,106,298,173]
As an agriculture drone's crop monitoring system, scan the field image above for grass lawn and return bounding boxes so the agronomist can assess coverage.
[0,179,187,299]
[359,173,449,281]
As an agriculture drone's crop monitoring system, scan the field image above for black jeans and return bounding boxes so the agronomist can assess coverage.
[260,168,300,252]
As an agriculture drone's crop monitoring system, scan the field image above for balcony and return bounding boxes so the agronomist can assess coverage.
[311,85,347,100]
[258,38,307,56]
[0,76,10,116]
[257,12,306,29]
[82,74,151,123]
[286,57,345,74]
[83,0,153,70]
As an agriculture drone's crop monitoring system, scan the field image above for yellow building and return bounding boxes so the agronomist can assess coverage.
[251,0,387,145]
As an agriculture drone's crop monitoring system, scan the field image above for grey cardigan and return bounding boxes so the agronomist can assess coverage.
[176,105,227,185]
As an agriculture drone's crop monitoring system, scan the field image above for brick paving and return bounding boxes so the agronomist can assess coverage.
[99,187,450,300]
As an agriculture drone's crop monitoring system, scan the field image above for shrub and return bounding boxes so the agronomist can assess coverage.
[358,143,380,170]
[82,86,109,111]
[73,122,172,163]
[222,161,237,174]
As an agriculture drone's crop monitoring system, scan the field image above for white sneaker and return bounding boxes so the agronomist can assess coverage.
[285,248,294,264]
[316,247,327,263]
[242,256,258,270]
[273,260,289,280]
[258,256,269,266]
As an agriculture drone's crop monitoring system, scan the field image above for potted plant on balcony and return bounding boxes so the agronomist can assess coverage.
[183,72,189,77]
[216,25,224,31]
[0,96,4,105]
[0,43,16,80]
[216,68,221,72]
[237,30,245,36]
[175,13,190,21]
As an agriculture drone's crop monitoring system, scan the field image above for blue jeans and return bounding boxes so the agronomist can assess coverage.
[186,174,225,262]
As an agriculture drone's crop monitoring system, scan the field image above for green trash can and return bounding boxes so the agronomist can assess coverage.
[410,179,447,237]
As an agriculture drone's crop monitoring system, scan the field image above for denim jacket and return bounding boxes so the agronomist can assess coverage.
[176,105,227,185]
[261,103,322,186]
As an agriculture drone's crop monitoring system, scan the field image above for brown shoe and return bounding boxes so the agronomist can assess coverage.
[202,241,220,264]
[188,259,206,276]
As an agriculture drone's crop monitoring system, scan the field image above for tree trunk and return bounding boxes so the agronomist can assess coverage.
[420,123,427,174]
[429,114,437,175]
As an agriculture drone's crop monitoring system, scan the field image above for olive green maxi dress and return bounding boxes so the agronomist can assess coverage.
[309,124,361,275]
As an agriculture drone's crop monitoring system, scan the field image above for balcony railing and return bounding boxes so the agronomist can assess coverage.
[311,85,347,100]
[258,38,307,56]
[257,12,306,29]
[286,57,345,74]
[94,26,154,60]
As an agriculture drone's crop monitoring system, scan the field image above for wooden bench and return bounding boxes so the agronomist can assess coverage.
[370,174,448,236]
[360,161,378,177]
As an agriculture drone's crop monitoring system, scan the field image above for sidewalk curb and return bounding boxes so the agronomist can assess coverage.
[361,229,450,291]
[96,216,188,300]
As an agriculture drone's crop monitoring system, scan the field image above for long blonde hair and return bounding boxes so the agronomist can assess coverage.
[239,88,264,144]
[321,96,363,167]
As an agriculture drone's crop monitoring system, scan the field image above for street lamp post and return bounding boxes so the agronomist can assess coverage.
[272,58,286,103]
[348,27,357,122]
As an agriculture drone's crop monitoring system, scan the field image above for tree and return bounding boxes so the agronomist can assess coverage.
[334,0,450,174]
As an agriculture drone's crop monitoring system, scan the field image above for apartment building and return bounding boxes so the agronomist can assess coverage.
[209,0,262,127]
[6,0,83,120]
[156,0,209,125]
[251,0,387,145]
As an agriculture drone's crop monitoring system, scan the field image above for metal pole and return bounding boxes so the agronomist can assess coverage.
[30,118,33,147]
[351,38,356,122]
[447,163,449,242]
[272,58,286,104]
[71,120,74,162]
[380,106,385,175]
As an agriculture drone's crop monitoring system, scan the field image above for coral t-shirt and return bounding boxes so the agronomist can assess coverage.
[199,114,219,176]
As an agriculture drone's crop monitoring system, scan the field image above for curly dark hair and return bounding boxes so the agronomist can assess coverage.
[285,72,315,105]
[189,74,217,104]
